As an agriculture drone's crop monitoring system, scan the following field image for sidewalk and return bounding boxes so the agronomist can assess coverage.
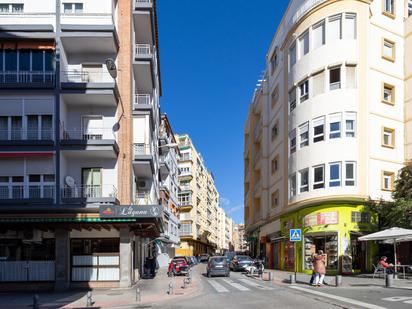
[0,267,200,309]
[254,269,412,289]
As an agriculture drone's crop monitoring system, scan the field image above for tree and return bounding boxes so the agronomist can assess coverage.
[393,164,412,200]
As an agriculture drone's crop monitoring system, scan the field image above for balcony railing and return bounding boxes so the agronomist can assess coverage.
[0,71,55,86]
[134,143,152,156]
[0,129,53,141]
[179,199,193,207]
[61,128,115,140]
[133,94,152,109]
[134,44,152,57]
[61,185,117,199]
[61,71,114,83]
[134,192,154,205]
[0,185,55,199]
[180,184,191,191]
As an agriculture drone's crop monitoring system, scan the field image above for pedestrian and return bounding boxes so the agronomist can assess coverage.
[309,253,316,285]
[313,250,326,286]
[378,256,394,274]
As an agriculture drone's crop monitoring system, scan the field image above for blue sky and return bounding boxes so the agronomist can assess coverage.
[157,0,289,224]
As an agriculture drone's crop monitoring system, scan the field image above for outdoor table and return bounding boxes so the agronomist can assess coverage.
[396,265,412,279]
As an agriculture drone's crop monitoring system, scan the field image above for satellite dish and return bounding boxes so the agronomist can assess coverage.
[65,176,75,188]
[105,58,117,79]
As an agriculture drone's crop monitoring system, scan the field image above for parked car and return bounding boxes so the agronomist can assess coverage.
[199,254,210,262]
[206,256,230,278]
[229,255,254,271]
[167,257,190,276]
[225,251,236,263]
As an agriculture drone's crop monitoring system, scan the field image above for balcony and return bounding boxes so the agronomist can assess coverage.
[60,127,118,158]
[62,184,118,205]
[133,94,153,112]
[134,44,153,60]
[0,184,55,205]
[0,128,54,148]
[134,0,153,10]
[254,121,262,141]
[180,153,192,162]
[159,155,170,181]
[253,180,261,197]
[133,45,157,94]
[61,70,118,107]
[179,198,193,211]
[133,143,155,178]
[0,71,55,89]
[253,149,262,169]
[134,192,156,206]
[180,184,191,192]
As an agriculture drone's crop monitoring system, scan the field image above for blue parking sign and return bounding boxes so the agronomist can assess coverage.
[289,229,301,242]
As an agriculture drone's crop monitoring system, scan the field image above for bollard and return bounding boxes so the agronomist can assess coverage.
[32,294,39,309]
[335,275,342,287]
[182,278,187,289]
[86,291,93,307]
[168,281,174,295]
[289,274,296,284]
[385,274,394,288]
[268,272,273,282]
[136,287,141,302]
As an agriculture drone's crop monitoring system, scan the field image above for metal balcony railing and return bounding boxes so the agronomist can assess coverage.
[61,71,114,83]
[61,185,117,199]
[180,184,191,191]
[133,94,152,108]
[135,0,152,3]
[179,199,193,206]
[134,143,152,156]
[0,129,53,141]
[134,192,153,205]
[134,44,152,56]
[0,185,55,199]
[61,128,115,140]
[0,71,55,85]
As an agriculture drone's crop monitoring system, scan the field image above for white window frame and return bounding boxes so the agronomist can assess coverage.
[383,0,395,16]
[344,13,357,40]
[63,2,84,14]
[299,80,309,103]
[289,87,296,112]
[299,168,309,193]
[313,164,325,189]
[327,14,342,42]
[345,161,356,186]
[312,20,325,49]
[329,113,341,139]
[345,112,356,137]
[289,129,297,154]
[299,122,309,148]
[289,173,297,198]
[313,117,325,143]
[329,162,341,187]
[289,43,296,68]
[329,66,341,90]
[382,171,394,191]
[0,3,24,13]
[299,31,309,59]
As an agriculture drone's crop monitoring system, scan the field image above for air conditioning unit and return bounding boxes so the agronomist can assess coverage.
[21,229,43,243]
[137,180,150,190]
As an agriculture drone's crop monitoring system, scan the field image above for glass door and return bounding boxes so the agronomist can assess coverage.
[82,168,101,198]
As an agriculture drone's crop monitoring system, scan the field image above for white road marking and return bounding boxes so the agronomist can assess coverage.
[238,278,274,290]
[207,280,229,293]
[289,285,388,309]
[222,278,250,291]
[382,296,412,302]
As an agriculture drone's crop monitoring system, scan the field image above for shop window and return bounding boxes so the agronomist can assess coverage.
[329,67,341,90]
[345,162,356,186]
[327,14,342,42]
[0,239,55,261]
[382,127,395,148]
[329,113,341,139]
[312,20,325,49]
[299,80,309,102]
[351,211,370,223]
[289,173,297,198]
[289,88,296,112]
[304,234,338,270]
[298,31,309,58]
[344,13,357,40]
[382,39,395,62]
[313,165,325,189]
[299,168,309,193]
[299,122,309,148]
[382,171,395,191]
[346,65,357,89]
[313,70,325,96]
[313,117,325,143]
[71,239,119,255]
[382,83,395,105]
[329,162,341,187]
[289,129,296,154]
[383,0,395,18]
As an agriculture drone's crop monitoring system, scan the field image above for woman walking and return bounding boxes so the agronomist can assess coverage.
[313,250,326,286]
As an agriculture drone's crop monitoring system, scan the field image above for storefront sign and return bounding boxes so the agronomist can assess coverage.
[304,211,338,227]
[99,205,162,218]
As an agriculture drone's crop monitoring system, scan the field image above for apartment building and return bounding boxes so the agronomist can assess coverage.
[176,134,223,255]
[0,0,164,290]
[233,224,247,252]
[157,114,180,267]
[244,0,412,274]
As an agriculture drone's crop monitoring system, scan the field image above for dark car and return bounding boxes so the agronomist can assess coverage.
[206,256,230,278]
[225,251,236,263]
[199,254,210,262]
[230,255,253,271]
[167,257,190,276]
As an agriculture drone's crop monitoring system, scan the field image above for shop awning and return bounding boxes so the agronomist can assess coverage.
[0,217,137,223]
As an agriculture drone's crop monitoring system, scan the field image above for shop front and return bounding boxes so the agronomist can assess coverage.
[280,203,376,275]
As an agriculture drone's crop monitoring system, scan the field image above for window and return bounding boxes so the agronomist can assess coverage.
[299,122,309,148]
[351,212,370,223]
[382,127,395,148]
[179,193,192,205]
[271,122,279,141]
[329,162,341,187]
[271,156,279,175]
[0,4,24,13]
[329,113,341,139]
[63,3,83,14]
[289,174,297,198]
[299,80,309,102]
[289,88,296,112]
[313,117,325,143]
[313,165,325,189]
[345,162,356,186]
[346,65,357,89]
[299,168,309,193]
[270,49,278,74]
[271,86,279,108]
[179,223,192,236]
[327,14,342,42]
[344,13,357,39]
[289,129,296,154]
[299,31,309,58]
[383,0,395,17]
[289,43,296,68]
[409,0,412,16]
[345,112,356,137]
[382,39,395,62]
[382,83,395,105]
[271,190,279,209]
[329,67,341,90]
[312,21,325,49]
[382,171,394,191]
[313,70,325,96]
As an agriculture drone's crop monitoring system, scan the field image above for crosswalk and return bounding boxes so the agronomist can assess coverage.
[205,277,274,293]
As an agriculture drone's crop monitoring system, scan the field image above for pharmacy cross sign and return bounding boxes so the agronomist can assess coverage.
[289,229,302,242]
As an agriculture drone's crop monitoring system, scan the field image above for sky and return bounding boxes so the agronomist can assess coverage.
[157,0,289,224]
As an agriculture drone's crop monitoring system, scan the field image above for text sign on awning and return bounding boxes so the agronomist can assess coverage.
[99,205,162,218]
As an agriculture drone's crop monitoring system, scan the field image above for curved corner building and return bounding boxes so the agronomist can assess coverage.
[244,0,412,274]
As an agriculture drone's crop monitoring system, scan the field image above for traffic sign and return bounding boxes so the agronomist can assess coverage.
[289,229,302,242]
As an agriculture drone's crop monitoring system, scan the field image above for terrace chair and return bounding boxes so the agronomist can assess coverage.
[372,264,386,278]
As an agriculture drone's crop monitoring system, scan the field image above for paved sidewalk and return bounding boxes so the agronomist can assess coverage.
[253,269,412,289]
[0,267,200,308]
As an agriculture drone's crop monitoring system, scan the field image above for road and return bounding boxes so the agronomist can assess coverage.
[144,264,412,309]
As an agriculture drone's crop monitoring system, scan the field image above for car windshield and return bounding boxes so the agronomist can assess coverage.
[236,256,252,261]
[211,257,226,264]
[173,259,186,263]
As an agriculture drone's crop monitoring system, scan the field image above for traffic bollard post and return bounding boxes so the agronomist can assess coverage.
[136,286,141,302]
[168,281,174,295]
[289,274,296,284]
[335,275,342,287]
[32,294,39,309]
[86,291,92,307]
[385,274,394,288]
